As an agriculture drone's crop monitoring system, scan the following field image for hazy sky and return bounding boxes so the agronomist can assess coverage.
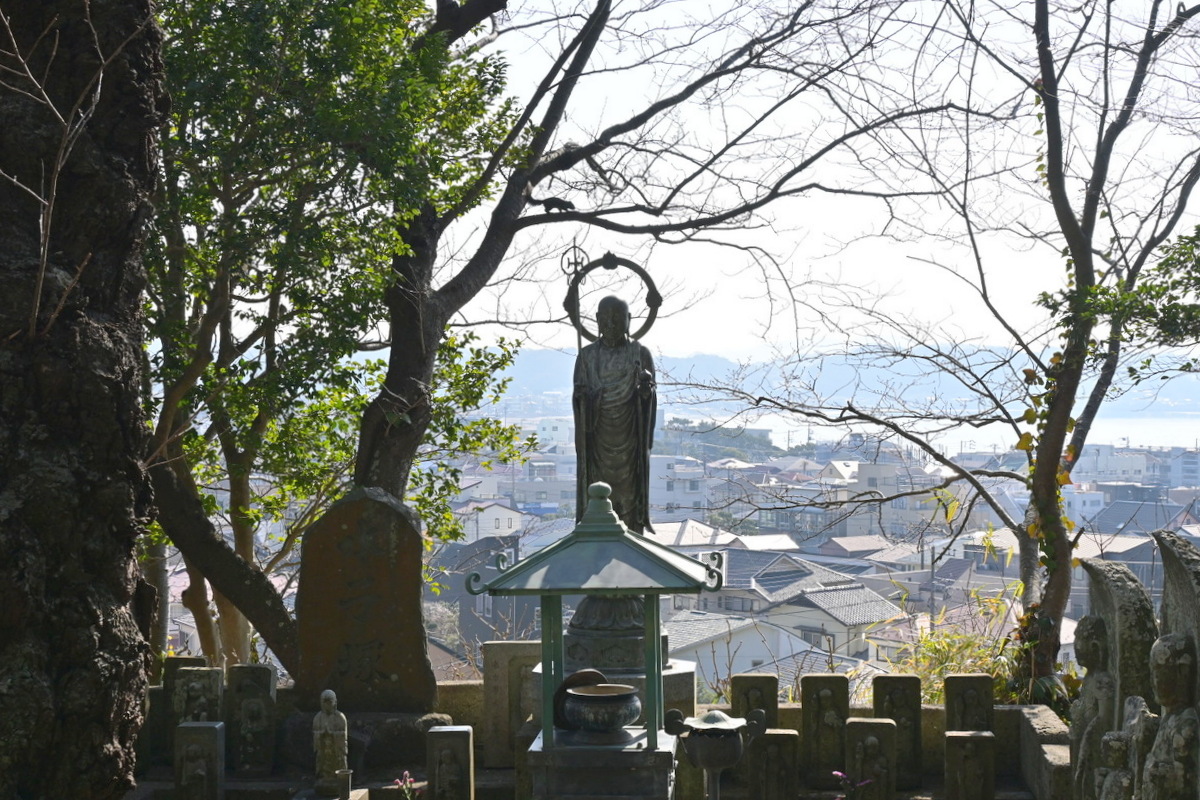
[452,1,1199,452]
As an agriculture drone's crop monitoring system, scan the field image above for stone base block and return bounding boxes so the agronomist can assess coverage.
[527,730,677,800]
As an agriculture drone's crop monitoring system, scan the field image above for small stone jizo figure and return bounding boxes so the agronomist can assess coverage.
[1141,633,1199,800]
[182,743,208,800]
[1072,615,1117,800]
[1096,732,1133,800]
[313,689,349,795]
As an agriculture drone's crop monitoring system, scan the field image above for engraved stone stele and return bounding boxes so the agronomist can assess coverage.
[228,663,276,778]
[1153,531,1200,650]
[1081,559,1158,720]
[847,717,897,800]
[801,673,849,789]
[176,721,225,800]
[295,487,436,712]
[945,673,993,732]
[313,689,349,797]
[945,730,995,800]
[427,725,475,800]
[873,674,922,789]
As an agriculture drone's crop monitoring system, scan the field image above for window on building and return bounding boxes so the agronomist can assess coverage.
[868,477,878,488]
[693,501,702,509]
[507,518,513,528]
[798,628,826,647]
[688,480,700,492]
[494,518,500,529]
[666,480,675,492]
[750,659,764,669]
[476,594,493,618]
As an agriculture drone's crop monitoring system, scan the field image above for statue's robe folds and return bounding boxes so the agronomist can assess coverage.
[573,339,656,533]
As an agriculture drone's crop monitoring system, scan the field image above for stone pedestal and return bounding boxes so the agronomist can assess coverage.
[526,729,677,800]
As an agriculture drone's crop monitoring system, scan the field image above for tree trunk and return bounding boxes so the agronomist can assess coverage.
[0,1,163,796]
[144,538,171,682]
[151,457,300,674]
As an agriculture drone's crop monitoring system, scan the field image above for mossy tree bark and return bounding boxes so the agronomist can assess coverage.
[0,1,163,796]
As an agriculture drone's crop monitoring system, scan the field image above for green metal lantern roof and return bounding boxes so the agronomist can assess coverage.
[467,483,724,597]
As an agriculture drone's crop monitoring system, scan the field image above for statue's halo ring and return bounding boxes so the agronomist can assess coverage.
[564,252,662,343]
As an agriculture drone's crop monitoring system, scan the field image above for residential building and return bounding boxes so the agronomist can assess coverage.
[453,499,526,543]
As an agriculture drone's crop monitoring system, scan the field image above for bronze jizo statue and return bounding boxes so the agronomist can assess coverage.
[573,295,656,533]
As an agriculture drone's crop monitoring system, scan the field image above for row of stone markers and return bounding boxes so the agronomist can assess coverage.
[138,658,260,798]
[1071,531,1200,800]
[710,671,998,799]
[139,658,278,798]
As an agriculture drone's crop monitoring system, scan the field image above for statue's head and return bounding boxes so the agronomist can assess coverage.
[320,689,337,713]
[1150,632,1195,707]
[1075,615,1108,670]
[596,295,630,344]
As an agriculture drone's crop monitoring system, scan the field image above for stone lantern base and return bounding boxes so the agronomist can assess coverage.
[527,729,677,800]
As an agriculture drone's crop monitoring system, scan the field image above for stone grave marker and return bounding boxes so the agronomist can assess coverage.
[945,673,992,732]
[873,673,921,789]
[746,729,799,800]
[847,717,896,800]
[175,666,223,725]
[428,725,475,800]
[162,655,206,756]
[801,673,848,790]
[731,673,779,729]
[176,721,225,800]
[945,730,995,800]
[227,663,276,778]
[295,487,437,712]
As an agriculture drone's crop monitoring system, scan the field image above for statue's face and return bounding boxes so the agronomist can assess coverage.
[321,692,336,713]
[597,301,629,343]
